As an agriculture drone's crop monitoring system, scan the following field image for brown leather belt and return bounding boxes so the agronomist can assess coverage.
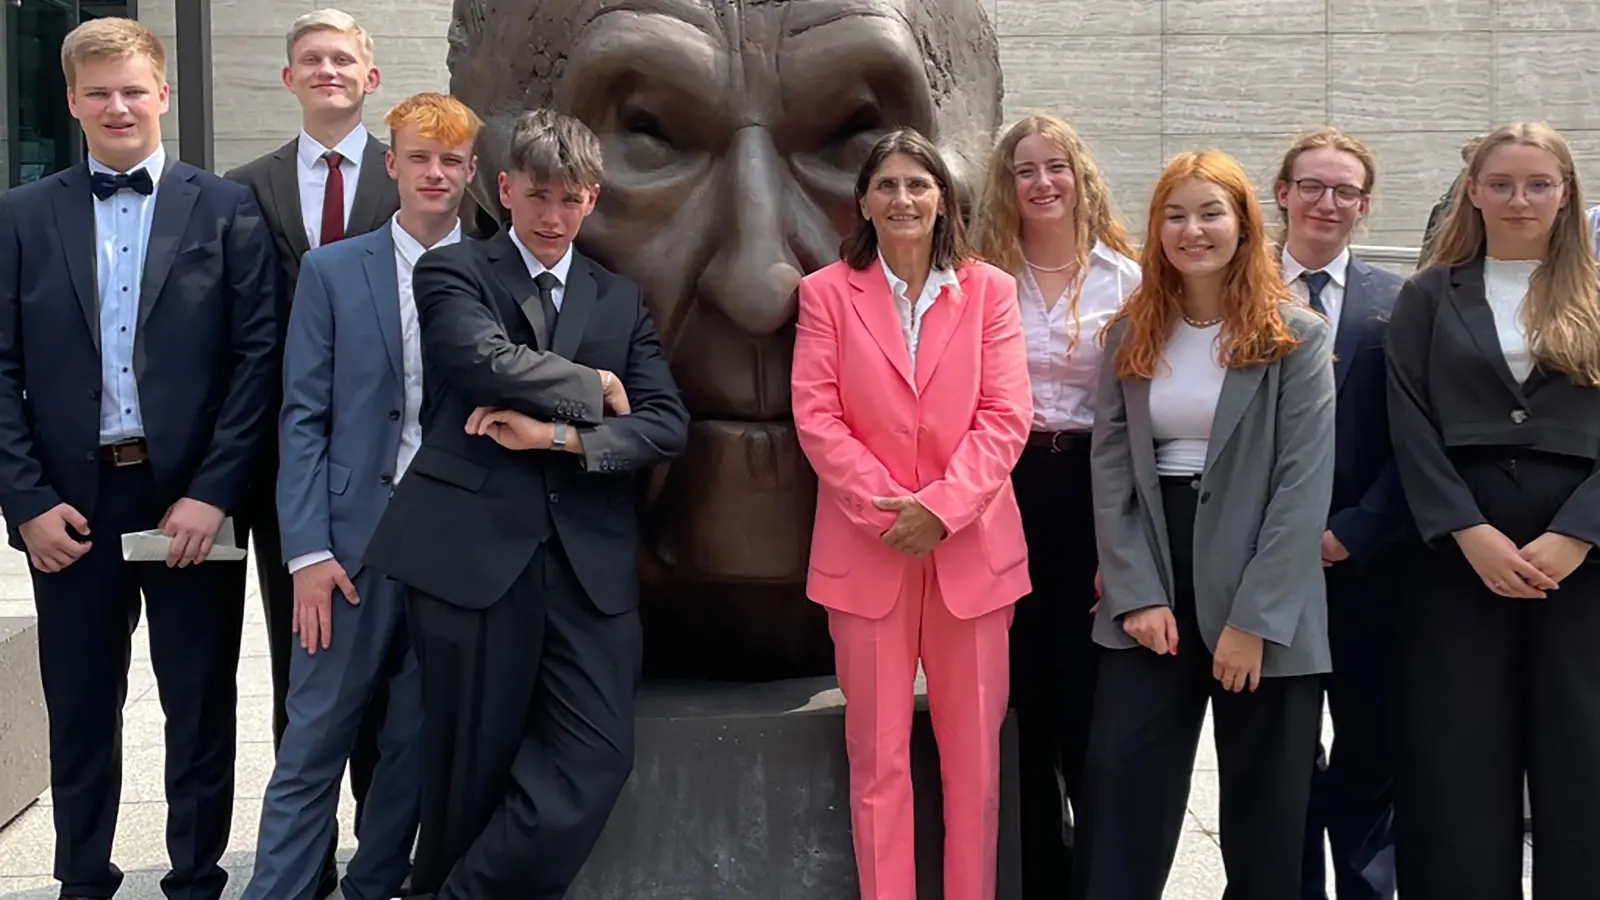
[1026,430,1092,453]
[99,438,149,466]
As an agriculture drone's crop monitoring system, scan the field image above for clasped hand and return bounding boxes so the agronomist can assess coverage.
[1454,524,1588,598]
[1121,607,1262,693]
[465,406,556,451]
[873,496,945,556]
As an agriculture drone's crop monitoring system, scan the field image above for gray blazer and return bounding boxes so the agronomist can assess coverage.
[1090,302,1337,677]
[276,222,409,578]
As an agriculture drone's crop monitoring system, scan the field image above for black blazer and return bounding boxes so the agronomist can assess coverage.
[1326,255,1411,562]
[362,233,689,614]
[1386,256,1600,548]
[0,160,280,548]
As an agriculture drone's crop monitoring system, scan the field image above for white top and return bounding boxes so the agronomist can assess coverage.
[1018,241,1142,431]
[879,253,961,380]
[297,124,368,248]
[509,230,574,311]
[1149,321,1227,476]
[1484,257,1537,383]
[1281,245,1349,336]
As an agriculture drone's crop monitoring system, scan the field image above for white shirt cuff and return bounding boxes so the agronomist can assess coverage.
[286,549,335,574]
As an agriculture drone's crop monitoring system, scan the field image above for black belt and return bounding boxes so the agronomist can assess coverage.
[1026,430,1092,453]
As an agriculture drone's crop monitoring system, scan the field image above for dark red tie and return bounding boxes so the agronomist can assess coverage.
[320,151,345,245]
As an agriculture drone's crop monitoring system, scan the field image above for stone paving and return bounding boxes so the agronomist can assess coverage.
[0,543,1533,898]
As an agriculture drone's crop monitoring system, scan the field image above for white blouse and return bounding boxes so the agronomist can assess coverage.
[1149,321,1227,476]
[1483,257,1537,383]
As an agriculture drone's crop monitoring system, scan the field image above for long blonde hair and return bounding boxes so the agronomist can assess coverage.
[972,114,1133,355]
[1424,122,1600,386]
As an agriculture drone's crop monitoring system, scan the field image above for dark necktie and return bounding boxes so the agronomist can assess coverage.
[89,167,153,200]
[535,271,561,333]
[1301,269,1331,317]
[320,151,345,246]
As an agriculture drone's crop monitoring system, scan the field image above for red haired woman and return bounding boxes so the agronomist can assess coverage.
[1074,150,1336,899]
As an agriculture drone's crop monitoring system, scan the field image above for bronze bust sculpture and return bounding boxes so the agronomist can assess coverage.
[446,0,1004,679]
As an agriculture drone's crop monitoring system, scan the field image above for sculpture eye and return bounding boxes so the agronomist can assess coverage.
[816,104,882,173]
[616,107,682,171]
[624,109,673,147]
[828,105,881,148]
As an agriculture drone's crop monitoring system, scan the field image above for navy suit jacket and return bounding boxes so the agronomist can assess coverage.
[1326,255,1411,563]
[0,160,279,549]
[277,223,409,578]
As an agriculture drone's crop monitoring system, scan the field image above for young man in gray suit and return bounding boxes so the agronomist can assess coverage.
[241,92,482,900]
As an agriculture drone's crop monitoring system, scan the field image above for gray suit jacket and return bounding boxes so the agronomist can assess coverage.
[1090,302,1337,677]
[277,222,409,578]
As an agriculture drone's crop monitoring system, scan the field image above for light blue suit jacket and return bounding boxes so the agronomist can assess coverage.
[277,221,408,578]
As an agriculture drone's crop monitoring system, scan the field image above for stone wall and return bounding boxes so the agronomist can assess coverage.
[138,0,1600,246]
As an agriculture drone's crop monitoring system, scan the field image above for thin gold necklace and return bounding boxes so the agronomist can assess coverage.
[1025,257,1077,273]
[1182,313,1223,328]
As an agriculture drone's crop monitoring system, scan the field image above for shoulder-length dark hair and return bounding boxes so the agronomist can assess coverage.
[841,128,972,271]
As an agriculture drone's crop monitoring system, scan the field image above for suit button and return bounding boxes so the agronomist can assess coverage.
[1201,491,1211,504]
[1511,409,1529,424]
[388,409,400,420]
[84,451,95,461]
[548,491,559,504]
[380,473,392,485]
[89,389,100,400]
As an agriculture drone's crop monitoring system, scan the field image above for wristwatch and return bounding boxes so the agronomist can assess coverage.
[551,421,569,452]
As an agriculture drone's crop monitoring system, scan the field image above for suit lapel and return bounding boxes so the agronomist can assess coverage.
[487,232,548,348]
[137,160,200,335]
[52,165,100,351]
[266,139,310,260]
[348,135,392,237]
[1204,362,1267,471]
[1333,260,1374,395]
[846,265,913,387]
[1447,258,1528,403]
[912,272,964,394]
[552,254,596,360]
[360,224,404,386]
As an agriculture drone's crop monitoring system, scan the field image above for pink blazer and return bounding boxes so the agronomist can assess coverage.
[792,258,1033,620]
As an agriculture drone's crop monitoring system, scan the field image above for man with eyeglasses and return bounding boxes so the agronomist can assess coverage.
[1275,129,1411,900]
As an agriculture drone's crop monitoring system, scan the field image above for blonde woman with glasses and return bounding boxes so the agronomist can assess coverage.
[1387,121,1600,900]
[971,114,1140,898]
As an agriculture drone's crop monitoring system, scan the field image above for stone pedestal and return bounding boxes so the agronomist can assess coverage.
[0,617,48,828]
[568,676,1022,900]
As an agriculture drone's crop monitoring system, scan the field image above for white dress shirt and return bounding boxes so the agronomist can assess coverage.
[879,252,961,381]
[509,229,574,310]
[1483,257,1537,384]
[297,124,368,248]
[1282,245,1349,336]
[286,215,463,576]
[91,144,165,443]
[1018,240,1142,432]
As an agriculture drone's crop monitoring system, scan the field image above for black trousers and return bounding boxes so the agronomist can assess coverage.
[29,461,245,900]
[1008,434,1100,897]
[1073,477,1323,900]
[242,466,387,892]
[406,538,642,900]
[1395,450,1600,900]
[1302,549,1399,900]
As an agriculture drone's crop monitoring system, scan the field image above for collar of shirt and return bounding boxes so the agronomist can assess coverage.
[1281,244,1350,289]
[391,213,463,267]
[877,252,961,307]
[297,123,369,171]
[88,144,166,183]
[509,229,575,287]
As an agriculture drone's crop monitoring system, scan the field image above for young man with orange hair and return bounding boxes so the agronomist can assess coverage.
[241,92,482,900]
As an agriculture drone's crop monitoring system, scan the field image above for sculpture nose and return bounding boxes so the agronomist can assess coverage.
[696,127,808,338]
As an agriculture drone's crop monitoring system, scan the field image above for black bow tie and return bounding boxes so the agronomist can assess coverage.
[90,167,154,200]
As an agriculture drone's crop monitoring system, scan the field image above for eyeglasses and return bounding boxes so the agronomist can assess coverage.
[1291,178,1366,207]
[1478,178,1563,201]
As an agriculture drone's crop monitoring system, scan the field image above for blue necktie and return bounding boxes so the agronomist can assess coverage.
[1301,270,1331,317]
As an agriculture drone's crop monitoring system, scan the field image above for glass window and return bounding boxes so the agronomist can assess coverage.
[10,0,82,187]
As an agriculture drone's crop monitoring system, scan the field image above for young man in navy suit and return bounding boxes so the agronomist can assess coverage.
[241,91,482,900]
[0,18,278,900]
[1275,129,1410,900]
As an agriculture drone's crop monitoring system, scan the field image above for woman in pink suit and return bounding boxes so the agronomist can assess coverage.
[791,127,1034,900]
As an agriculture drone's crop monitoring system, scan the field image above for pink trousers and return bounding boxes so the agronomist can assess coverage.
[829,558,1014,900]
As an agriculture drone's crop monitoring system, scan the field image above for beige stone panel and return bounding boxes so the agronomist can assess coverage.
[138,0,175,36]
[1163,36,1327,135]
[320,0,456,39]
[1494,0,1600,31]
[1345,130,1481,239]
[215,137,285,174]
[1551,130,1600,201]
[994,0,1161,36]
[1328,33,1493,132]
[1162,132,1303,209]
[1495,34,1600,132]
[1328,0,1492,32]
[216,0,314,37]
[998,36,1162,135]
[1073,133,1165,239]
[211,36,307,142]
[1164,0,1324,34]
[356,37,452,139]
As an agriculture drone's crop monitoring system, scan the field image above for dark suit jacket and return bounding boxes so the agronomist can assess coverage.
[0,160,280,549]
[362,232,689,614]
[1325,256,1411,562]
